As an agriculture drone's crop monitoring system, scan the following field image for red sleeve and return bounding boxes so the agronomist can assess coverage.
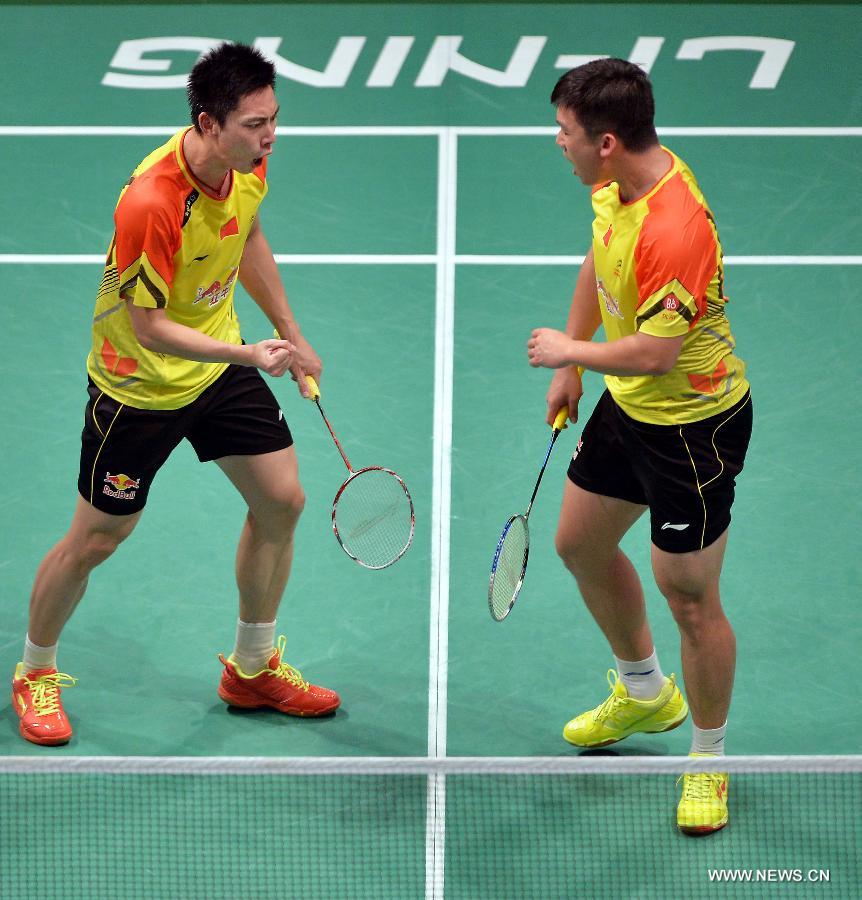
[634,172,717,325]
[114,160,185,308]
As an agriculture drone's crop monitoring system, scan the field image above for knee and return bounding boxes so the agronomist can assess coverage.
[69,527,132,575]
[664,592,703,633]
[554,529,575,566]
[280,484,305,522]
[254,485,306,534]
[661,582,721,636]
[554,529,592,576]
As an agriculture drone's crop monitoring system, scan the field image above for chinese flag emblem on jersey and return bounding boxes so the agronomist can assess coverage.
[220,217,239,240]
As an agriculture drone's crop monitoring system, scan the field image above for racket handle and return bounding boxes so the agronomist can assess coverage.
[305,375,320,401]
[551,368,584,431]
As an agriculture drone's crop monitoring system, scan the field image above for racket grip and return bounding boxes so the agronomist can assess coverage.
[551,369,583,431]
[305,375,320,400]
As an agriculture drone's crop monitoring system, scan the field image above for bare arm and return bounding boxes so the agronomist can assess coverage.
[543,248,602,424]
[528,327,684,376]
[563,247,603,342]
[239,218,321,395]
[126,303,296,377]
[239,218,297,338]
[530,245,685,377]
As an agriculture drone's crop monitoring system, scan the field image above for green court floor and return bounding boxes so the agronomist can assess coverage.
[0,3,860,898]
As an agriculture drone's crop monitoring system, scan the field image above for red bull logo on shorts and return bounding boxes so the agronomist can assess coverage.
[103,472,140,500]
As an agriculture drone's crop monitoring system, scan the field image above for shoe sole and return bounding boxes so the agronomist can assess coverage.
[218,685,339,717]
[679,819,728,836]
[563,701,690,748]
[18,725,71,746]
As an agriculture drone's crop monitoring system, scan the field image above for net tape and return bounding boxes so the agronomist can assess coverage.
[2,755,859,775]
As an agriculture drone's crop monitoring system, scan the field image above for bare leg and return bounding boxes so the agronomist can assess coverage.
[652,530,735,728]
[28,496,142,646]
[214,447,340,717]
[216,447,305,624]
[555,479,651,660]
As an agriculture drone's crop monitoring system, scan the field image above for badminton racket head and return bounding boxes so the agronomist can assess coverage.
[332,467,415,570]
[488,514,530,621]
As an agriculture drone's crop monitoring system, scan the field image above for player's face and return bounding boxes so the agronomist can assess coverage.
[555,106,605,186]
[218,86,279,173]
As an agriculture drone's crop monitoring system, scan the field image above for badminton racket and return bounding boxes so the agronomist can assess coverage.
[305,376,414,570]
[488,386,579,621]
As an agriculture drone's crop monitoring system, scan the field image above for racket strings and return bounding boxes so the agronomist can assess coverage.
[333,468,414,569]
[489,517,529,620]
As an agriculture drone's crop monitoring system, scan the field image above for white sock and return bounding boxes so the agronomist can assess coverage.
[23,635,58,672]
[691,722,727,756]
[233,620,276,675]
[614,650,666,700]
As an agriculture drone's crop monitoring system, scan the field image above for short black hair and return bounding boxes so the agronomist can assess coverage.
[187,42,276,132]
[551,58,659,152]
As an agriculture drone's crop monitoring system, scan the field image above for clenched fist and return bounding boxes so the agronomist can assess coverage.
[527,328,576,369]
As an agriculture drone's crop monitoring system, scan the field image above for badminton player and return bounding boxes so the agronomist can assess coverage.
[12,42,340,747]
[527,58,752,834]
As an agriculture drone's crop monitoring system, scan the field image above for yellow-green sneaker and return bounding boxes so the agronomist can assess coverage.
[677,754,729,835]
[562,669,688,748]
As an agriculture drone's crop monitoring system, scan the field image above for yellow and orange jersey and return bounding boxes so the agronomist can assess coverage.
[87,128,268,409]
[591,148,749,424]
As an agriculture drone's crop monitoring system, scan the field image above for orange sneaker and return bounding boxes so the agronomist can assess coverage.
[218,636,340,717]
[12,663,77,746]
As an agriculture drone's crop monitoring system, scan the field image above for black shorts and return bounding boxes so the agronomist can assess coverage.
[79,365,293,515]
[567,389,752,553]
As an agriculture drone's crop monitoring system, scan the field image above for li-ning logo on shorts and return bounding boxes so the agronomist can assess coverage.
[104,472,140,500]
[572,438,583,461]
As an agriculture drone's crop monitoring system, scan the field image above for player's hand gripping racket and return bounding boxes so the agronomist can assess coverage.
[305,376,415,570]
[488,405,571,621]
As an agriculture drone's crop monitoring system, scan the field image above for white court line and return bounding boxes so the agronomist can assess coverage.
[454,126,862,137]
[3,254,861,266]
[658,127,862,137]
[726,256,862,266]
[454,255,862,266]
[0,254,437,265]
[0,126,443,137]
[426,127,456,900]
[2,126,862,137]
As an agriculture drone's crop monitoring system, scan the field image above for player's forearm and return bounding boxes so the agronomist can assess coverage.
[565,248,602,341]
[566,332,682,376]
[239,224,301,341]
[131,309,253,365]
